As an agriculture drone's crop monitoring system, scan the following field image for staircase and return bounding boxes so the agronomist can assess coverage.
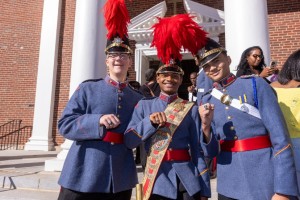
[0,120,32,150]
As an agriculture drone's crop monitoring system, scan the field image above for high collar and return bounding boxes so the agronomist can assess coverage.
[214,73,236,89]
[105,75,128,90]
[159,93,178,104]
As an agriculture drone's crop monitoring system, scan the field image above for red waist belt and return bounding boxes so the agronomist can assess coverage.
[163,149,191,161]
[103,131,123,144]
[220,135,271,152]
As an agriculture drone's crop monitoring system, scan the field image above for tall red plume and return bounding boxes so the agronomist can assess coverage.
[103,0,131,40]
[151,14,207,64]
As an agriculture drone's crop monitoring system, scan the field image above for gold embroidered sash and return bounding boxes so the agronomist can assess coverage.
[142,98,194,200]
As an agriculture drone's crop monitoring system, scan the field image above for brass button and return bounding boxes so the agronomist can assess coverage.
[117,114,120,118]
[169,148,172,151]
[234,135,238,140]
[227,116,232,120]
[118,97,122,101]
[222,89,226,92]
[118,89,122,93]
[225,106,229,110]
[118,105,122,109]
[111,142,114,145]
[230,126,235,131]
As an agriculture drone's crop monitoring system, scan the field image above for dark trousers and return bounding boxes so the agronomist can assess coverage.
[149,177,203,200]
[139,142,147,170]
[218,193,237,200]
[149,192,201,200]
[58,187,132,200]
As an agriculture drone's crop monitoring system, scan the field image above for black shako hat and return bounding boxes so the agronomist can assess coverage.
[156,59,184,76]
[103,0,132,54]
[197,38,226,68]
[105,35,132,54]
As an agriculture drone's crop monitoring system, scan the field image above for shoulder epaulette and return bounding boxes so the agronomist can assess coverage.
[82,78,103,83]
[240,74,258,79]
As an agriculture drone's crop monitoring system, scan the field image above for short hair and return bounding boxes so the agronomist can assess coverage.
[236,46,266,73]
[145,68,157,82]
[278,49,300,84]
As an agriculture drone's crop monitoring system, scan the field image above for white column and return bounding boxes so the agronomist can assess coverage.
[45,0,107,171]
[224,0,270,72]
[25,0,62,151]
[134,46,149,84]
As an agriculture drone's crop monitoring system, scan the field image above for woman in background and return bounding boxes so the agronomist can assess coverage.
[236,46,277,83]
[271,49,300,196]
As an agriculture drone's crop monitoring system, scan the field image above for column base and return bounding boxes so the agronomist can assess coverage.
[45,158,65,172]
[24,137,55,151]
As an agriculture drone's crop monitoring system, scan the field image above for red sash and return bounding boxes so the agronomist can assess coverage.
[220,135,271,152]
[142,98,194,200]
[103,131,123,144]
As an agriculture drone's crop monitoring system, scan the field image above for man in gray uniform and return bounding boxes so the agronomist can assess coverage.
[57,0,143,199]
[199,38,299,199]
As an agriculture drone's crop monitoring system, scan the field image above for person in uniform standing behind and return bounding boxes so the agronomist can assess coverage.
[194,56,215,179]
[57,1,143,199]
[125,14,213,200]
[198,38,299,199]
[271,49,300,197]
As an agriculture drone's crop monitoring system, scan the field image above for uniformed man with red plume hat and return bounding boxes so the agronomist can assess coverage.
[57,1,143,199]
[125,14,215,200]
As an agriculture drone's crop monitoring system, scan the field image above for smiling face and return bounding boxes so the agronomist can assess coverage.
[203,53,231,82]
[247,48,263,69]
[106,53,132,82]
[156,72,183,95]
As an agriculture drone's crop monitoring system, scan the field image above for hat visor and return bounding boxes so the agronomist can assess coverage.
[200,51,223,68]
[157,66,184,75]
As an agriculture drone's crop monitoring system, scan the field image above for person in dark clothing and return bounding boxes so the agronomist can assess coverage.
[139,68,161,98]
[187,72,198,102]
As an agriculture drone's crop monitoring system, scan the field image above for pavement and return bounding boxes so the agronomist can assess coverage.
[0,149,217,200]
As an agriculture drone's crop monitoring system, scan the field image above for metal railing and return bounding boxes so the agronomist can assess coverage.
[0,120,32,150]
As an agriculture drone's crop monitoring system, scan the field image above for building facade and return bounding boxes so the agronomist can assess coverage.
[1,0,300,150]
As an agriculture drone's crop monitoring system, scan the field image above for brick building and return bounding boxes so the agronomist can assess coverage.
[1,0,300,151]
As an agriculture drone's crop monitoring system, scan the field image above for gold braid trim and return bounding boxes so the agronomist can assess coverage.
[199,168,209,176]
[105,42,133,54]
[132,129,142,138]
[199,48,224,61]
[274,144,291,157]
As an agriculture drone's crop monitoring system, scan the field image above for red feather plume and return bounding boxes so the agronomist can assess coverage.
[103,0,131,40]
[151,14,207,65]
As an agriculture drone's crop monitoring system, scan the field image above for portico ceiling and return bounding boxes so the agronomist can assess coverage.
[128,0,225,47]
